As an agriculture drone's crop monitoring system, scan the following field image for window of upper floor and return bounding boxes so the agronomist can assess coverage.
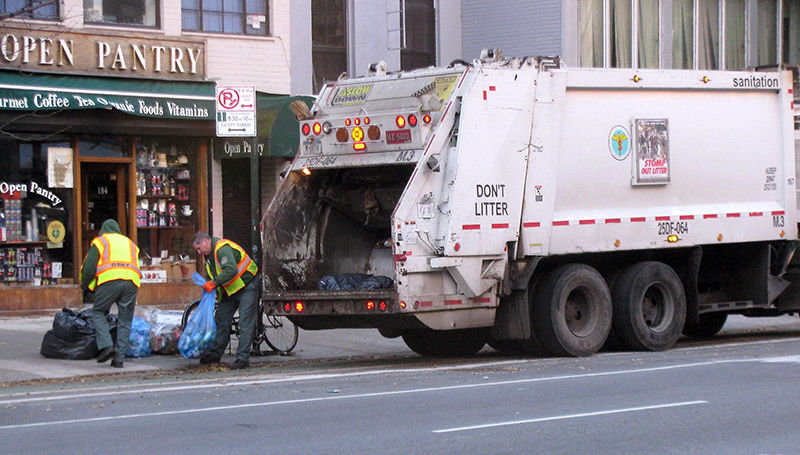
[182,0,269,36]
[577,0,790,70]
[0,0,58,20]
[83,0,159,27]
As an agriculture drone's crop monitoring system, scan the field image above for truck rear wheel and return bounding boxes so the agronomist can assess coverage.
[682,312,727,338]
[612,261,686,351]
[532,264,612,357]
[402,328,487,357]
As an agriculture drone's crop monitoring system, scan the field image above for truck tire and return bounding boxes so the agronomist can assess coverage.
[612,261,686,351]
[532,264,612,357]
[682,312,727,338]
[402,328,486,357]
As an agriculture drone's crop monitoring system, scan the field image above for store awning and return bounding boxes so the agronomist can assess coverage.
[0,71,215,120]
[214,93,315,158]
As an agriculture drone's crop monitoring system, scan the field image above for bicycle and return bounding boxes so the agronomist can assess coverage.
[181,299,298,356]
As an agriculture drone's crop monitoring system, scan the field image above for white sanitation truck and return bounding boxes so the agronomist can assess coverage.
[260,52,800,357]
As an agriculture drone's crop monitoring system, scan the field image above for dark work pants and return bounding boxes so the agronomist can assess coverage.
[210,276,259,362]
[91,279,138,363]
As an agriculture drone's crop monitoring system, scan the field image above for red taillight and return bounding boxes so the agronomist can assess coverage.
[378,301,387,312]
[301,123,311,135]
[283,302,292,312]
[399,301,407,309]
[363,117,370,124]
[366,300,375,311]
[393,253,407,262]
[396,115,406,128]
[313,122,322,135]
[407,114,417,127]
[422,114,431,124]
[345,118,352,126]
[353,142,367,151]
[294,301,305,313]
[354,117,361,125]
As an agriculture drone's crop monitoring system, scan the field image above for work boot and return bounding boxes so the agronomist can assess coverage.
[110,360,123,368]
[96,347,115,363]
[229,359,249,370]
[199,353,220,365]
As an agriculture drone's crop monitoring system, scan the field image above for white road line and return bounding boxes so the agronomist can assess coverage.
[432,400,709,433]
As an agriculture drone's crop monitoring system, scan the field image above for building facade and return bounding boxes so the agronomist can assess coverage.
[0,0,296,312]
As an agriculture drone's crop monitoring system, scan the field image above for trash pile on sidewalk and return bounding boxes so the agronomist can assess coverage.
[39,307,186,360]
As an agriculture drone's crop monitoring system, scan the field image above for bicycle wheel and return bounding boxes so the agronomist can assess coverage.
[263,314,298,354]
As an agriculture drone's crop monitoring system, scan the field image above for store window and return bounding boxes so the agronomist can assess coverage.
[78,137,130,158]
[785,0,800,65]
[610,0,632,68]
[725,0,746,69]
[672,0,694,68]
[401,0,436,70]
[181,0,269,36]
[135,138,202,278]
[312,0,346,92]
[0,0,58,19]
[579,0,604,67]
[697,0,720,69]
[83,0,158,27]
[757,0,778,66]
[0,138,74,286]
[638,0,659,68]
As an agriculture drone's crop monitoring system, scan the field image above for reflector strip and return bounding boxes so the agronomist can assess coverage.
[462,224,480,230]
[605,218,621,224]
[420,301,433,307]
[491,223,509,229]
[655,216,670,221]
[579,219,595,225]
[726,213,741,218]
[471,297,491,303]
[680,215,695,220]
[523,222,540,228]
[749,212,763,217]
[444,300,462,305]
[772,211,786,215]
[631,217,646,222]
[553,220,569,226]
[704,214,718,219]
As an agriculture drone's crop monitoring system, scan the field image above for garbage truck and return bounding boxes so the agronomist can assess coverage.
[260,52,800,357]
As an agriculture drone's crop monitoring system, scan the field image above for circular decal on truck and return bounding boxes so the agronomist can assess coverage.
[608,125,631,160]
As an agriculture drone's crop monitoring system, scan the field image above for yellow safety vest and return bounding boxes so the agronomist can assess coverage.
[206,239,258,296]
[88,233,142,290]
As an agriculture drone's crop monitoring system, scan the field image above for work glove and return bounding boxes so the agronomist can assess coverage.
[202,280,217,293]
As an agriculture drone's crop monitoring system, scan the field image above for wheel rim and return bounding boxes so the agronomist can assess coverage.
[264,315,298,353]
[564,286,598,338]
[640,283,673,332]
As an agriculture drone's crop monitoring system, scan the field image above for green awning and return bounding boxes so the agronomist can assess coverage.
[0,71,215,120]
[213,93,314,158]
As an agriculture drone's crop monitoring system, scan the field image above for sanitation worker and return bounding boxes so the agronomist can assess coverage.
[80,219,142,368]
[191,231,259,370]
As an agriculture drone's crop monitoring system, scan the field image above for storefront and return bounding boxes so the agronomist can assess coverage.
[0,27,213,313]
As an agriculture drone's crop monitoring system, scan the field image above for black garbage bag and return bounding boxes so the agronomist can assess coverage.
[52,308,95,341]
[318,273,394,290]
[40,330,98,360]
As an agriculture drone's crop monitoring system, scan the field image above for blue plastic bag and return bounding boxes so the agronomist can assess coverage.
[125,317,152,358]
[178,272,217,359]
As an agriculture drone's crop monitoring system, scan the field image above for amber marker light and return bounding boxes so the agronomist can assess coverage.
[422,114,431,124]
[396,115,406,128]
[294,301,305,313]
[301,167,311,176]
[702,75,711,83]
[351,126,364,142]
[632,74,641,83]
[313,122,322,135]
[367,125,381,140]
[353,142,367,151]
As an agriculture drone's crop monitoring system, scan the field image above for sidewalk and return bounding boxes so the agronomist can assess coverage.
[0,308,411,384]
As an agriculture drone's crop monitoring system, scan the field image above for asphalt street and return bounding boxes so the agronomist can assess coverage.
[2,332,800,454]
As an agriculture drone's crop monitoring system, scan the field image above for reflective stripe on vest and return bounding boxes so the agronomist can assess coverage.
[89,233,142,290]
[206,239,258,295]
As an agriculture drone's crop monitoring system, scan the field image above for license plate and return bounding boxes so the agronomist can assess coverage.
[303,141,321,155]
[386,129,412,144]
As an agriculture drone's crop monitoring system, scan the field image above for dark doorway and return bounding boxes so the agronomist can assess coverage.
[80,162,129,259]
[221,158,252,254]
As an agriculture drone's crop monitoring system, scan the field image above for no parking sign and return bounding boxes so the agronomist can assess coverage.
[215,85,256,137]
